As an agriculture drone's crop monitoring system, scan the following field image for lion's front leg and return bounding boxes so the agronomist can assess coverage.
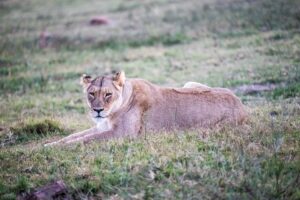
[64,130,115,144]
[44,127,99,147]
[44,106,142,146]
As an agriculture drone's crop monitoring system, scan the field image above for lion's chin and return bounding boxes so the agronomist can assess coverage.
[93,117,112,132]
[92,117,104,123]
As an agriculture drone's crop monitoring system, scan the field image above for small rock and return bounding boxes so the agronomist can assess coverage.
[90,16,110,26]
[39,31,52,48]
[18,180,71,200]
[270,111,279,116]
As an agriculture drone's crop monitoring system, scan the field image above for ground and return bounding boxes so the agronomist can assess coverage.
[0,0,300,199]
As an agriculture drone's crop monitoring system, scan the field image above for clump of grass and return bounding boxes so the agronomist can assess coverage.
[262,68,300,99]
[0,64,25,77]
[0,180,13,200]
[10,119,63,135]
[1,118,65,146]
[14,176,31,194]
[0,176,31,199]
[270,83,300,99]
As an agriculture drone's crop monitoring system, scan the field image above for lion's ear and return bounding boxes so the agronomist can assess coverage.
[113,71,126,90]
[80,74,92,88]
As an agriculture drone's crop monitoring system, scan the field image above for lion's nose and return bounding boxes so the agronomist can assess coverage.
[93,108,104,113]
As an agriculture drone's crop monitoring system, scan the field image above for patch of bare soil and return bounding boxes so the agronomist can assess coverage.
[231,83,285,95]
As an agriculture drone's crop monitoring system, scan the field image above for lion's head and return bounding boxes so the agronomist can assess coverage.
[80,71,126,123]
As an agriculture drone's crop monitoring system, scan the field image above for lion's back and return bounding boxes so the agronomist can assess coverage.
[140,85,247,131]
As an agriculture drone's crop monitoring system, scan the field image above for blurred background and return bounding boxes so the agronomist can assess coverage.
[1,0,300,127]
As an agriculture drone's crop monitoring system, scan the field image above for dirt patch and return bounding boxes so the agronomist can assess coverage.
[231,83,283,95]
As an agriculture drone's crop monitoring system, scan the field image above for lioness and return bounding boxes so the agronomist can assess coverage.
[45,71,247,146]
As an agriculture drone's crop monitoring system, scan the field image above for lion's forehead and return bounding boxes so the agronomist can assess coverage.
[87,77,114,92]
[87,85,115,92]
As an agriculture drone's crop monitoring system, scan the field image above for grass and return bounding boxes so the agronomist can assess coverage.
[271,83,300,99]
[0,0,300,199]
[0,118,66,146]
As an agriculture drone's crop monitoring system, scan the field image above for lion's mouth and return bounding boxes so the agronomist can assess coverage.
[95,115,107,119]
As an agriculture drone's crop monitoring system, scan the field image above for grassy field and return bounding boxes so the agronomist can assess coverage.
[0,0,300,199]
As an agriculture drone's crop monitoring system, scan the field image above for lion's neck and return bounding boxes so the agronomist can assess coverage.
[121,80,133,107]
[109,80,134,120]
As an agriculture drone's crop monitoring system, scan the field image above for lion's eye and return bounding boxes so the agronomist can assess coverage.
[89,92,95,97]
[104,93,112,102]
[105,93,112,98]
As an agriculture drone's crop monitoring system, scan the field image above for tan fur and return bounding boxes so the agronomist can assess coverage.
[44,71,247,146]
